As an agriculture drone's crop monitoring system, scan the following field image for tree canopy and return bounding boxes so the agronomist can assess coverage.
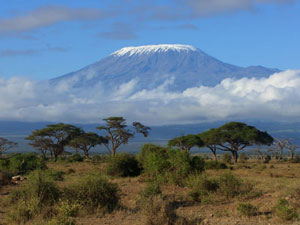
[26,123,82,161]
[69,132,107,158]
[168,134,204,152]
[199,122,273,163]
[97,117,150,156]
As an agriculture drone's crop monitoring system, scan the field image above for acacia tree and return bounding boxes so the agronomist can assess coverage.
[97,117,150,156]
[202,122,273,163]
[0,137,17,158]
[168,134,204,152]
[26,123,82,161]
[198,129,220,161]
[69,132,108,158]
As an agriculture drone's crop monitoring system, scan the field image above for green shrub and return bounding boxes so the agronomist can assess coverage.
[185,173,218,202]
[140,144,203,185]
[0,153,46,175]
[218,173,242,199]
[273,199,298,221]
[8,170,60,206]
[45,169,65,181]
[190,156,205,172]
[222,153,232,164]
[91,155,103,163]
[139,182,162,200]
[204,160,227,170]
[64,173,119,213]
[66,154,84,163]
[237,203,258,217]
[264,155,271,164]
[137,143,169,166]
[6,170,60,223]
[105,153,141,177]
[0,170,11,185]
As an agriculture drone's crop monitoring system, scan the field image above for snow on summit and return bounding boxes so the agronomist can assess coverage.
[111,44,197,57]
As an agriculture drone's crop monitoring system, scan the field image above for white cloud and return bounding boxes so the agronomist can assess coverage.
[0,6,106,36]
[184,0,294,16]
[0,70,299,125]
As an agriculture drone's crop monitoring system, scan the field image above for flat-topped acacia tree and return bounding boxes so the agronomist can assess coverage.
[69,132,108,158]
[168,134,204,152]
[0,137,17,159]
[26,123,82,161]
[216,122,273,163]
[97,117,150,156]
[198,128,220,161]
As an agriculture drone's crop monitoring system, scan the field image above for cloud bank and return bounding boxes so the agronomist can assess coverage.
[0,70,299,125]
[0,6,106,36]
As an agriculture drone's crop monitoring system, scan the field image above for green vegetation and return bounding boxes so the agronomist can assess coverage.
[64,172,119,213]
[2,120,300,225]
[105,153,141,177]
[97,117,150,156]
[237,202,258,217]
[168,134,204,152]
[0,153,46,175]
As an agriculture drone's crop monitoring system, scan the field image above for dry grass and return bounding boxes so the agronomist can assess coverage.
[1,159,300,225]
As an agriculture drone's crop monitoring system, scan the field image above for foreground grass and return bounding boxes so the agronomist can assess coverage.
[1,159,300,225]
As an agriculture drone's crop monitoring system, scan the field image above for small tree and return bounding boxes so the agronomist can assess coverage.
[168,134,204,152]
[273,138,287,161]
[0,137,17,158]
[286,140,298,160]
[26,123,82,161]
[97,117,150,156]
[199,129,221,161]
[69,132,108,158]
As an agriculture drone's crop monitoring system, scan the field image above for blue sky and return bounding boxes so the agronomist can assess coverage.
[0,0,299,80]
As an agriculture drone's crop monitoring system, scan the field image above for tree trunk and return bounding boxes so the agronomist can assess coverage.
[84,150,90,159]
[278,148,283,161]
[112,147,116,156]
[213,152,218,161]
[231,151,238,163]
[290,151,294,160]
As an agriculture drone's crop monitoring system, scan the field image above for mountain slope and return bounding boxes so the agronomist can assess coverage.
[51,44,279,92]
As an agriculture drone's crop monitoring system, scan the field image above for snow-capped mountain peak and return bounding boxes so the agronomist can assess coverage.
[111,44,197,57]
[52,44,280,92]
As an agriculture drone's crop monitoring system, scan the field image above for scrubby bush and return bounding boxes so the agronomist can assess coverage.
[237,203,258,217]
[64,172,119,213]
[218,173,242,199]
[6,170,60,223]
[273,199,298,221]
[66,154,84,163]
[190,156,205,172]
[139,144,204,185]
[0,170,11,185]
[204,160,227,170]
[137,143,169,167]
[0,153,46,175]
[139,182,162,200]
[184,173,219,202]
[222,153,232,164]
[45,169,65,181]
[264,155,271,164]
[91,155,103,163]
[105,153,141,177]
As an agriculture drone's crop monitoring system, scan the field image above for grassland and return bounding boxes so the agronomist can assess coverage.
[1,156,300,225]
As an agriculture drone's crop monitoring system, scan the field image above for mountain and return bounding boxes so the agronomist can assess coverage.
[51,44,280,92]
